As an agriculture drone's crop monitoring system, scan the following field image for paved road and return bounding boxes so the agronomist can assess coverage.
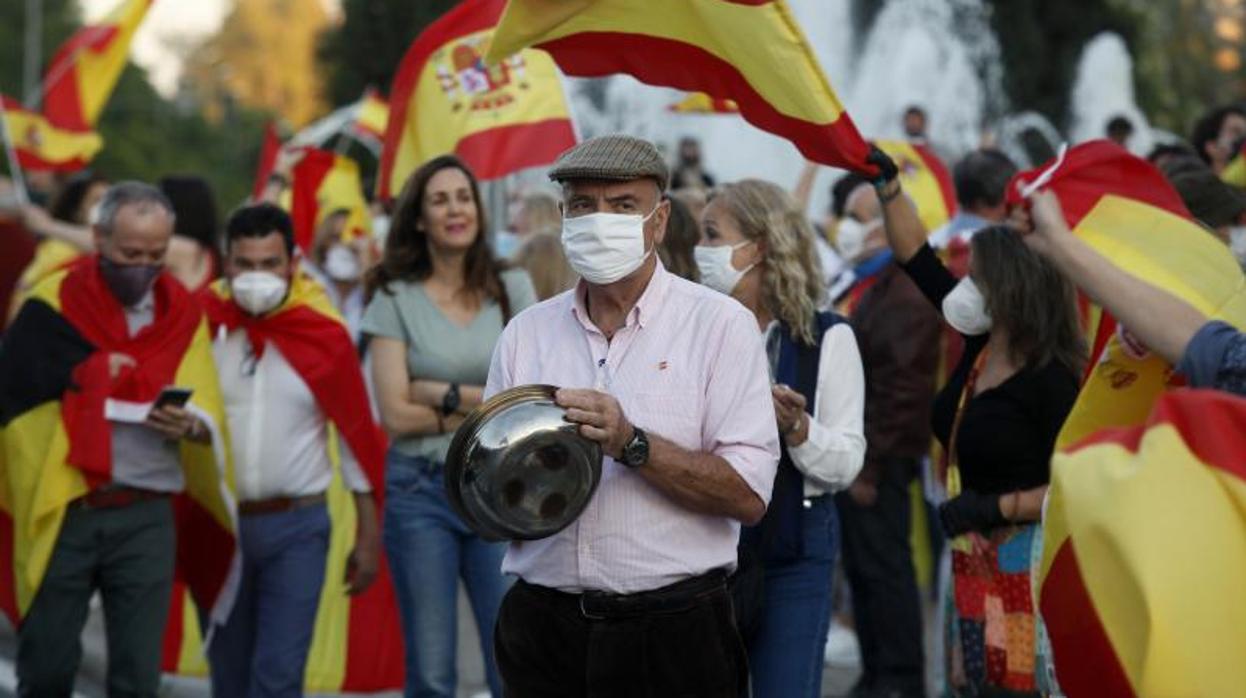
[0,589,862,697]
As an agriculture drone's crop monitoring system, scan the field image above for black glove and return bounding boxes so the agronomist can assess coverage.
[938,489,1006,538]
[866,144,899,185]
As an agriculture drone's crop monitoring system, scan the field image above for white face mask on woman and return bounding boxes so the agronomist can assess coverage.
[561,203,659,285]
[835,217,881,262]
[942,276,992,336]
[694,241,756,296]
[230,271,289,316]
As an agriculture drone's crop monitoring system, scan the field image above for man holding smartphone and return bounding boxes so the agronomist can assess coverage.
[201,203,387,697]
[0,182,235,696]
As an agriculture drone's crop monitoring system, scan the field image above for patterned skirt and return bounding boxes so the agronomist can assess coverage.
[943,523,1042,696]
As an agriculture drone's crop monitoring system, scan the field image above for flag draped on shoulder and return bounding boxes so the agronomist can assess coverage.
[159,273,403,692]
[1038,389,1246,697]
[291,148,374,253]
[485,0,873,173]
[379,0,577,198]
[41,0,152,131]
[0,256,238,631]
[1,96,102,171]
[1007,140,1246,449]
[876,139,957,233]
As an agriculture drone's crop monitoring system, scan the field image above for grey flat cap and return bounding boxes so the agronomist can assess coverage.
[548,135,669,190]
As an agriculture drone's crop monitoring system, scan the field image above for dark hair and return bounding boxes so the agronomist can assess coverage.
[831,173,869,218]
[904,105,926,119]
[953,149,1018,210]
[1105,115,1134,139]
[658,194,700,282]
[159,175,220,270]
[225,202,295,257]
[971,226,1086,374]
[1147,143,1196,165]
[368,155,511,320]
[50,171,108,224]
[1190,105,1246,165]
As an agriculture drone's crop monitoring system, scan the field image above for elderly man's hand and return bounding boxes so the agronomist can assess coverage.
[556,388,634,460]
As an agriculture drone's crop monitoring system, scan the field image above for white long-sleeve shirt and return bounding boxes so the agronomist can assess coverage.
[214,330,370,502]
[765,322,867,496]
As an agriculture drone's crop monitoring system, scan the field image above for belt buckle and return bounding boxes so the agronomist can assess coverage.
[578,593,607,620]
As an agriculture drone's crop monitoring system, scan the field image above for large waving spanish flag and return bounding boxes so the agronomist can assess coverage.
[292,148,374,252]
[161,273,404,691]
[876,139,957,233]
[1038,389,1246,697]
[1,96,102,171]
[379,0,577,198]
[485,0,873,173]
[41,0,152,131]
[0,257,238,633]
[1008,141,1246,449]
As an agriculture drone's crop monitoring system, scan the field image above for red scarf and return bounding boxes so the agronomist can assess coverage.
[202,286,386,505]
[59,255,201,484]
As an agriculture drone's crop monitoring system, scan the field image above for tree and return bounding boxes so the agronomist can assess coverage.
[318,0,459,107]
[0,0,79,103]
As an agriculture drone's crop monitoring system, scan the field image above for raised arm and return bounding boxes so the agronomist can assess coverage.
[869,147,928,264]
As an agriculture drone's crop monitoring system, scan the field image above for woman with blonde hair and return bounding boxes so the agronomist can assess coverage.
[695,179,866,697]
[513,231,577,301]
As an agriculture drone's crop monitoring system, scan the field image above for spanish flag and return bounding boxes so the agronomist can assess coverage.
[292,148,373,252]
[2,96,102,171]
[485,0,873,173]
[354,88,390,143]
[251,122,282,201]
[1008,140,1246,449]
[1039,389,1246,697]
[876,139,957,233]
[378,0,577,199]
[161,273,404,692]
[41,0,152,131]
[668,92,739,114]
[0,257,239,633]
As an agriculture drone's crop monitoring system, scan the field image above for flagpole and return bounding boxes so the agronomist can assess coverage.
[0,99,31,207]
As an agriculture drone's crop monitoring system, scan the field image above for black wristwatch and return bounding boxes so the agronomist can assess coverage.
[618,426,650,469]
[441,383,461,416]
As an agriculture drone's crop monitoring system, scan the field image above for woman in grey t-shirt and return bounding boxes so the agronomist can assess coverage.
[362,155,537,698]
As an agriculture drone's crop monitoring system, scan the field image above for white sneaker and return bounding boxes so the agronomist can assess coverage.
[824,621,862,669]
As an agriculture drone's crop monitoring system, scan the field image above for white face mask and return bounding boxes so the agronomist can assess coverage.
[371,214,391,247]
[942,276,992,336]
[694,241,755,296]
[561,204,658,285]
[323,244,361,282]
[230,271,289,316]
[836,217,881,262]
[1230,226,1246,269]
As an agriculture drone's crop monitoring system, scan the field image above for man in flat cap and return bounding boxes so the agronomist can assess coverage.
[486,134,779,696]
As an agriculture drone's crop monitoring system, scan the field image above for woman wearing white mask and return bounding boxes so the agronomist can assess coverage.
[695,179,866,698]
[865,148,1085,696]
[361,155,537,698]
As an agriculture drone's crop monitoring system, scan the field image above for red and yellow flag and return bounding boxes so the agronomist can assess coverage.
[354,89,390,142]
[292,148,373,252]
[1008,141,1246,449]
[161,273,404,691]
[379,0,577,199]
[876,139,957,233]
[668,92,739,114]
[251,122,282,201]
[41,0,152,131]
[486,0,873,173]
[1,96,102,172]
[1039,389,1246,697]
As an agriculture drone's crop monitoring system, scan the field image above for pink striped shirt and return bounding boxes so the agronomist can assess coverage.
[485,262,780,594]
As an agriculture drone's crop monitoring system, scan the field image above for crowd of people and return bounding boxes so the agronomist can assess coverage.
[0,97,1244,698]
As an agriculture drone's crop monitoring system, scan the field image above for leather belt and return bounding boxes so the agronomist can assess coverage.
[518,568,729,621]
[71,486,169,510]
[238,493,326,517]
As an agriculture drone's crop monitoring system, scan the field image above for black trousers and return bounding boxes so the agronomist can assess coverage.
[836,457,926,697]
[494,572,748,698]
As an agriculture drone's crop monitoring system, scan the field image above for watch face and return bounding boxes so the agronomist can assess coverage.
[623,429,648,467]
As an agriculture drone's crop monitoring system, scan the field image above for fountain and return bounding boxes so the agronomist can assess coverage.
[1068,32,1155,156]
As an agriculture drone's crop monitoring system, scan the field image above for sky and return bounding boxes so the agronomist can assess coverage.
[80,0,339,96]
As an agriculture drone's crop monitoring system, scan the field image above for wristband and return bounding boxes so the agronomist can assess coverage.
[876,179,902,204]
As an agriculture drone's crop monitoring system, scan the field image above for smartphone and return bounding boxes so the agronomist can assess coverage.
[152,386,194,411]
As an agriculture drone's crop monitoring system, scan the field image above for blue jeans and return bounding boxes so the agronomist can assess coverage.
[384,451,510,698]
[208,502,331,698]
[746,495,841,698]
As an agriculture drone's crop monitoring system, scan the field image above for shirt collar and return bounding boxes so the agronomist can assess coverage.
[570,259,671,333]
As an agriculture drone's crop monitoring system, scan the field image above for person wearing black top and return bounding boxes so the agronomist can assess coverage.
[865,147,1086,696]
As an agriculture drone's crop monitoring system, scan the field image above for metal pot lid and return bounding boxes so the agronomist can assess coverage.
[445,384,603,541]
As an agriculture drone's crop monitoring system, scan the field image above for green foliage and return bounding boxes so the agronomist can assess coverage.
[0,0,79,101]
[318,0,459,106]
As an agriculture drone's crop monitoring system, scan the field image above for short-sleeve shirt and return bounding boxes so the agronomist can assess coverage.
[361,267,537,462]
[1178,320,1246,397]
[485,262,780,594]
